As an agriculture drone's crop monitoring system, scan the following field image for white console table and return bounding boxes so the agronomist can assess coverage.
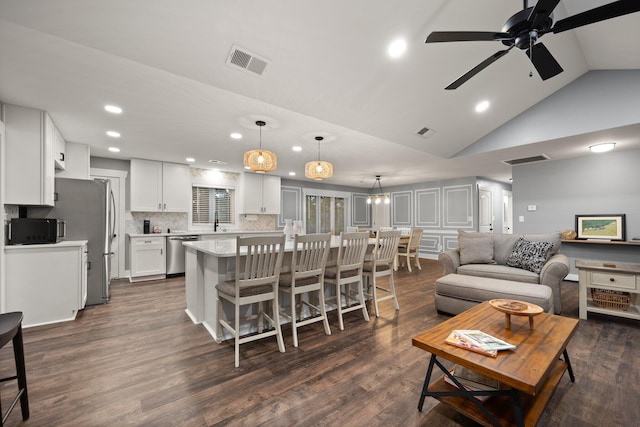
[576,259,640,320]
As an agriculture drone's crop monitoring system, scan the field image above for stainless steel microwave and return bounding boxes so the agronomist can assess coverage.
[7,218,66,245]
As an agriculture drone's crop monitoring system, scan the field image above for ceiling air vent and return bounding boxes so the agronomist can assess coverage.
[226,45,270,76]
[502,154,550,166]
[415,126,436,138]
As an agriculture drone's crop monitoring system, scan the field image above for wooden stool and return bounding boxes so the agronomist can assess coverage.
[0,312,29,426]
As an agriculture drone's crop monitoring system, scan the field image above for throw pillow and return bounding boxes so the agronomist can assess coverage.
[506,238,554,274]
[459,235,495,265]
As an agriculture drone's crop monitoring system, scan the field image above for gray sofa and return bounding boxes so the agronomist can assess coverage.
[437,231,570,313]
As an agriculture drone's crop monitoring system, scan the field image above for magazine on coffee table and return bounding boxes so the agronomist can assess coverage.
[445,330,516,357]
[455,330,516,351]
[444,331,498,357]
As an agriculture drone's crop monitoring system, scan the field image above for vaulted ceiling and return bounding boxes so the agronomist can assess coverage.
[1,0,639,187]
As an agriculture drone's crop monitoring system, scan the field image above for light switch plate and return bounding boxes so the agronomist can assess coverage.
[519,215,525,222]
[527,205,537,211]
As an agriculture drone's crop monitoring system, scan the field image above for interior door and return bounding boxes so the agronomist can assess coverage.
[478,186,493,233]
[372,199,390,231]
[502,190,513,234]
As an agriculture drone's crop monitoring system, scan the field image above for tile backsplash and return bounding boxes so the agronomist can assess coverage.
[126,212,277,234]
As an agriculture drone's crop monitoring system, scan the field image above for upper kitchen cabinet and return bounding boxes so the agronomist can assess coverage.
[55,142,90,180]
[3,104,55,206]
[130,159,190,212]
[241,173,281,214]
[53,121,66,170]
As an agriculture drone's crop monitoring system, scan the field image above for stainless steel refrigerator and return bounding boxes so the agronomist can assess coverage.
[29,177,115,305]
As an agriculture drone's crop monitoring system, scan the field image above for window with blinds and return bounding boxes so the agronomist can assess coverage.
[192,186,235,225]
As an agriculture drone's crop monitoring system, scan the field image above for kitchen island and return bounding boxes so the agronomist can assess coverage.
[183,236,372,342]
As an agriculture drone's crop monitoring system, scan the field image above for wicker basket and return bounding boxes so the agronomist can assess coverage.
[591,288,631,311]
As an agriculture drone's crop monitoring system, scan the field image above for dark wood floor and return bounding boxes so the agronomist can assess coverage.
[1,259,638,426]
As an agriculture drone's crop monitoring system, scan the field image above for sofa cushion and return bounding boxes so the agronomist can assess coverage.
[457,263,539,284]
[459,235,495,265]
[523,232,562,255]
[506,238,554,274]
[492,234,521,265]
[457,230,519,265]
[435,274,553,313]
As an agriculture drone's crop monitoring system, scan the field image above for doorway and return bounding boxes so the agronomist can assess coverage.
[91,168,128,279]
[502,190,513,234]
[478,186,493,233]
[372,199,390,231]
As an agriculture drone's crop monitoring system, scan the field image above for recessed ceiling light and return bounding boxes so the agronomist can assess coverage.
[475,100,490,113]
[108,147,120,153]
[104,105,122,114]
[186,157,195,162]
[230,133,242,140]
[589,142,616,153]
[388,39,407,58]
[106,130,121,138]
[289,171,296,176]
[208,159,227,165]
[292,146,302,152]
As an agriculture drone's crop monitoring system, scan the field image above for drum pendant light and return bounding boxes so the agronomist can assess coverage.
[243,120,277,173]
[305,136,333,180]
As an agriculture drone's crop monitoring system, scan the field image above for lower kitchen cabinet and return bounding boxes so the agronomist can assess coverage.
[130,236,166,282]
[4,241,88,327]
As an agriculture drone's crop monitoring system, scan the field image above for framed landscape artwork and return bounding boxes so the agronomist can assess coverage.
[575,214,626,241]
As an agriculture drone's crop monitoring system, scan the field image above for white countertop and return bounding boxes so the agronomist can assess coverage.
[183,235,365,257]
[4,240,88,250]
[127,230,283,238]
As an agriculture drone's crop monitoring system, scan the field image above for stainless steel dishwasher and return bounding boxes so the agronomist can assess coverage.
[166,235,199,275]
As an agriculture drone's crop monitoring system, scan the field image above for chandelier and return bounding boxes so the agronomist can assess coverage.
[367,175,390,205]
[243,120,277,173]
[305,136,333,180]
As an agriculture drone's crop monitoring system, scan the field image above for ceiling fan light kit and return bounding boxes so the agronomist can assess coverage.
[243,120,277,173]
[425,0,640,89]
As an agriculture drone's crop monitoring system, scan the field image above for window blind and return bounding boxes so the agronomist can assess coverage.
[192,186,234,224]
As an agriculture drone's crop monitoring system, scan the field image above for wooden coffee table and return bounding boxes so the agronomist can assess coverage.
[413,301,578,427]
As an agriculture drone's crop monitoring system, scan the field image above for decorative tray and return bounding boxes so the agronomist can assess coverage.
[489,299,543,315]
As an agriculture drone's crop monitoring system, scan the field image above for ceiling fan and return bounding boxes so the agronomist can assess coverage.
[425,0,640,90]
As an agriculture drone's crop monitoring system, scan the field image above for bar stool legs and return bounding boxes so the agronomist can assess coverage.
[0,312,29,426]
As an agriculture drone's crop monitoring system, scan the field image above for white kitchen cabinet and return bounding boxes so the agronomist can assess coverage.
[130,236,166,281]
[161,162,190,211]
[55,142,90,179]
[130,159,190,212]
[54,123,66,170]
[4,241,88,327]
[3,104,55,206]
[241,173,281,214]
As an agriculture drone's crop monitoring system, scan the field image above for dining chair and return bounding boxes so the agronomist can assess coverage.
[215,234,286,367]
[397,227,423,272]
[279,233,332,347]
[345,226,358,233]
[363,230,402,317]
[324,231,370,331]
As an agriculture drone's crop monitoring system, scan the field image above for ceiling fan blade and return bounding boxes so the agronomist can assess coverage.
[445,47,513,90]
[552,0,640,34]
[526,43,563,81]
[527,0,561,29]
[426,31,512,43]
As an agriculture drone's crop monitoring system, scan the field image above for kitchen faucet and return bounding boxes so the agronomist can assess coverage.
[214,211,219,232]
